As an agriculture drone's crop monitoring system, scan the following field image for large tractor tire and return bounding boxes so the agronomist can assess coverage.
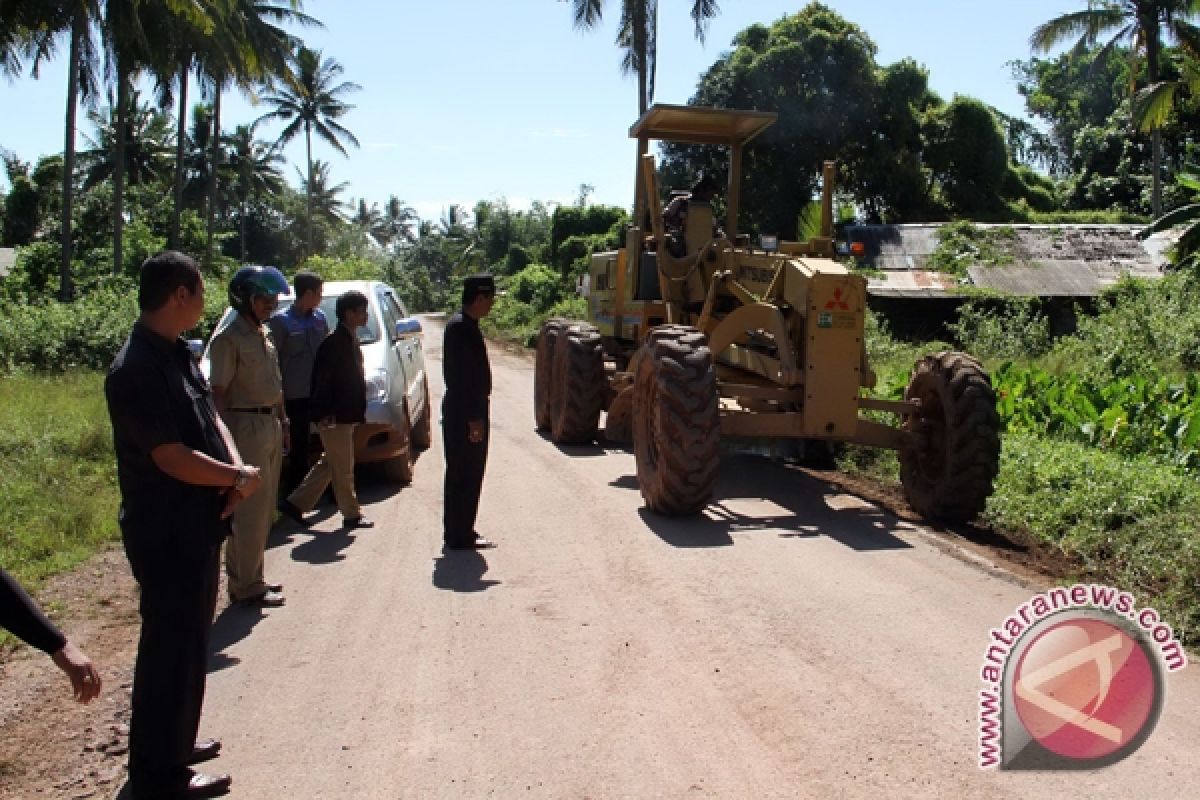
[603,385,634,444]
[632,325,720,514]
[412,375,433,450]
[534,318,567,431]
[550,321,606,443]
[899,351,1001,522]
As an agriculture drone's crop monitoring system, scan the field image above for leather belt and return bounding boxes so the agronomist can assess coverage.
[230,407,276,414]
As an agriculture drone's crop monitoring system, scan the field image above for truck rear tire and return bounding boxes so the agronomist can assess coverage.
[550,321,605,443]
[633,325,720,514]
[899,351,1001,522]
[534,318,566,431]
[383,446,414,484]
[412,376,432,450]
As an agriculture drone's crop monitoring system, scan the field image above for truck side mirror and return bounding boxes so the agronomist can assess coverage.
[395,317,423,337]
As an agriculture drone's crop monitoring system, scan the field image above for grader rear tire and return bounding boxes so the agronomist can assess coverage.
[550,322,605,443]
[603,385,634,444]
[899,351,1001,522]
[633,325,720,514]
[534,318,567,431]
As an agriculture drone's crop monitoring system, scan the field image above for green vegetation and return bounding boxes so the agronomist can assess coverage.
[927,222,1017,276]
[845,269,1200,644]
[0,372,119,590]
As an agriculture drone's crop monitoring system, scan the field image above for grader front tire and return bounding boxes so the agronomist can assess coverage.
[534,318,567,431]
[899,352,1001,522]
[632,325,720,515]
[550,322,606,443]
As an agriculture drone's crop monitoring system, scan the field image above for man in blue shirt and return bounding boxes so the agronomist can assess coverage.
[268,271,328,493]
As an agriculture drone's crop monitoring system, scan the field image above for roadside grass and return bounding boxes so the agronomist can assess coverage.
[987,432,1200,643]
[837,431,1200,645]
[0,371,119,593]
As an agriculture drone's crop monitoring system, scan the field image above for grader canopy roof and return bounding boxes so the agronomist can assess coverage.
[628,104,777,146]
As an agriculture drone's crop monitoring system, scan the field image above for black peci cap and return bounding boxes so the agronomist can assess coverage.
[464,274,496,295]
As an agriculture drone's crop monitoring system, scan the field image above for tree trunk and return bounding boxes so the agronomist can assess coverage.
[170,57,189,249]
[305,124,314,259]
[634,2,648,115]
[1145,17,1163,217]
[240,199,248,263]
[207,84,222,268]
[112,68,128,276]
[59,16,83,302]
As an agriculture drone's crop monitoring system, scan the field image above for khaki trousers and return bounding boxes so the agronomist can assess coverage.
[225,413,282,601]
[287,423,361,521]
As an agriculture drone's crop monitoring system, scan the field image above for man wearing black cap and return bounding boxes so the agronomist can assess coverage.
[442,274,497,550]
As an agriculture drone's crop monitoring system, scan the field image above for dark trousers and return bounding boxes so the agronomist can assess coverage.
[123,532,221,798]
[442,411,489,546]
[284,396,313,492]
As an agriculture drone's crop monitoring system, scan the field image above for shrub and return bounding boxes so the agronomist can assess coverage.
[506,263,565,311]
[949,298,1052,360]
[0,282,138,371]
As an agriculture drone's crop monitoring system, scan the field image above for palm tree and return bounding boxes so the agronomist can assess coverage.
[225,122,285,262]
[1032,1,1200,216]
[568,0,720,114]
[256,45,360,258]
[1,0,103,298]
[79,89,173,192]
[194,1,314,267]
[382,195,418,247]
[351,198,386,243]
[293,159,347,254]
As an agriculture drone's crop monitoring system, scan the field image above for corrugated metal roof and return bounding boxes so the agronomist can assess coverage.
[846,224,1167,299]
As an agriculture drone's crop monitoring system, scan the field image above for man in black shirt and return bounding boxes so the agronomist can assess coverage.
[106,251,264,799]
[442,274,496,550]
[282,290,374,529]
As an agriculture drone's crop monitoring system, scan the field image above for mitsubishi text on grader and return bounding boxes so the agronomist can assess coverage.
[534,104,1001,522]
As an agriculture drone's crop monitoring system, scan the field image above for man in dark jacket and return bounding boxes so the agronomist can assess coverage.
[442,274,496,550]
[106,250,263,799]
[281,290,374,529]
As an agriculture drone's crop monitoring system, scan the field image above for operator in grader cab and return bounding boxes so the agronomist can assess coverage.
[662,173,722,257]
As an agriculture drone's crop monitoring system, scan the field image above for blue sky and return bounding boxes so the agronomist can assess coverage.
[1,1,1079,222]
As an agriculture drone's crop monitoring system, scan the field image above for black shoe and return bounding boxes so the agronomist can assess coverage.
[344,516,375,529]
[188,738,222,765]
[186,772,232,798]
[445,537,496,550]
[277,499,309,527]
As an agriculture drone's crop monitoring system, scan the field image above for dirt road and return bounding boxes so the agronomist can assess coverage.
[189,316,1200,799]
[3,315,1198,799]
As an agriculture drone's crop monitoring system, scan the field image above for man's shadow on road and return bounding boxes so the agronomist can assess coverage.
[432,550,500,592]
[289,526,356,564]
[207,603,266,673]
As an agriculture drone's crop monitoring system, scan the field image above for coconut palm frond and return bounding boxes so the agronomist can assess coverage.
[1133,81,1179,132]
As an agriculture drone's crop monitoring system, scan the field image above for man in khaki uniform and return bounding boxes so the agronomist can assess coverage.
[208,266,291,607]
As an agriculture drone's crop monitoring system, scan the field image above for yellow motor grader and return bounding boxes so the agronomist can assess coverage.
[534,104,1001,521]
